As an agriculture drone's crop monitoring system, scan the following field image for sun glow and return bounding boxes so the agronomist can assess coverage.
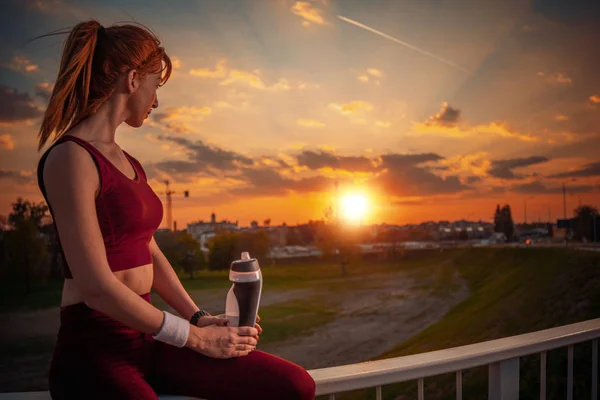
[339,193,369,224]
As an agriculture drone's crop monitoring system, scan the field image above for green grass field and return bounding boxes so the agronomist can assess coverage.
[331,248,600,400]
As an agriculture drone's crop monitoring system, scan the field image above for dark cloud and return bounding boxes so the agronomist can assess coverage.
[230,168,333,197]
[34,82,53,100]
[512,181,595,194]
[488,156,549,179]
[466,176,482,184]
[394,199,429,206]
[547,137,600,160]
[370,152,468,196]
[291,176,332,193]
[296,150,375,172]
[151,137,468,198]
[380,153,443,168]
[155,136,253,173]
[239,168,289,195]
[0,84,42,122]
[532,0,600,27]
[0,169,34,184]
[549,162,600,178]
[427,102,461,127]
[376,166,469,197]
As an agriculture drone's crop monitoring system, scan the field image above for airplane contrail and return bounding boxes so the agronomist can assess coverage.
[337,15,469,74]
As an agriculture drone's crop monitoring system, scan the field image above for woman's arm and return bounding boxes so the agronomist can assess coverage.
[149,237,200,321]
[43,142,257,357]
[43,142,165,334]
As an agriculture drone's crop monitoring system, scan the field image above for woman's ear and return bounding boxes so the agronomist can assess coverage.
[126,69,140,94]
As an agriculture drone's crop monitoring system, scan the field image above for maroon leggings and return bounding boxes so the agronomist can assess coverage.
[48,293,315,400]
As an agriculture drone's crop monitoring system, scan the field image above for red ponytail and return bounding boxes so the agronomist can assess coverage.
[36,20,172,150]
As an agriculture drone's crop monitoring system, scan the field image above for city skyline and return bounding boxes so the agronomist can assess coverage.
[1,0,599,228]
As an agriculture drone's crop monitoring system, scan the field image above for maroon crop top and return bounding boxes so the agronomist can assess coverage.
[37,135,164,279]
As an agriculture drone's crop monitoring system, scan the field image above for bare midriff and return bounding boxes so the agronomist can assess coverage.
[60,264,154,307]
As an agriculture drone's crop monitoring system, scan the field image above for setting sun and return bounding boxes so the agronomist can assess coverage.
[340,193,369,224]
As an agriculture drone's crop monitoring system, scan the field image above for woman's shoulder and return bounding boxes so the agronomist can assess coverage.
[39,138,102,195]
[42,138,97,173]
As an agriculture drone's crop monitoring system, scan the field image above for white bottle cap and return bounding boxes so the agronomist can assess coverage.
[241,251,250,260]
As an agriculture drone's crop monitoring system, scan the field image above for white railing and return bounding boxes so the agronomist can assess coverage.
[308,318,600,399]
[2,318,599,400]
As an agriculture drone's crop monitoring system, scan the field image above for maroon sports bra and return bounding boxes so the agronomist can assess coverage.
[37,135,164,279]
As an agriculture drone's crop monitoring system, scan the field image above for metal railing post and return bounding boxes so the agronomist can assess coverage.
[489,358,520,400]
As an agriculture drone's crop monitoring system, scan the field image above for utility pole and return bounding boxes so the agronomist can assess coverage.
[562,183,567,220]
[524,199,527,225]
[165,180,174,231]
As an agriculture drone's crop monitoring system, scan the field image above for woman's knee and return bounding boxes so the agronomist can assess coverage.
[276,366,316,400]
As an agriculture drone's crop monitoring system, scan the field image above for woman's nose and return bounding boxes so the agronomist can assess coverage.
[153,94,159,109]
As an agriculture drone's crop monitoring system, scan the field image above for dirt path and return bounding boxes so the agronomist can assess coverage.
[260,270,469,369]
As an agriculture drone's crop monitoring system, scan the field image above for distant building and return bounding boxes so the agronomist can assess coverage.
[187,213,238,242]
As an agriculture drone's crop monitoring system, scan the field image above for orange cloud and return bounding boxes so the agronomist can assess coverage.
[426,102,461,127]
[538,72,572,85]
[171,57,181,70]
[328,101,373,115]
[35,82,54,99]
[415,102,537,142]
[438,152,492,178]
[189,59,227,78]
[152,106,212,133]
[5,56,38,73]
[291,1,326,26]
[555,114,569,121]
[357,68,383,85]
[328,101,373,124]
[0,134,14,150]
[221,70,290,91]
[367,68,383,78]
[590,95,600,104]
[553,73,572,85]
[191,60,306,92]
[412,121,538,142]
[297,118,325,128]
[215,101,232,109]
[375,120,391,128]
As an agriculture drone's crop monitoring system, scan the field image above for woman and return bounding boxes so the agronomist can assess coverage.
[36,20,316,400]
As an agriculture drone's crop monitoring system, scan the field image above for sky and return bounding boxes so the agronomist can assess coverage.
[1,0,599,229]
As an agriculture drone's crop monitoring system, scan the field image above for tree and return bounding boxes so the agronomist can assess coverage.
[208,231,270,270]
[2,198,50,294]
[207,232,237,271]
[263,218,271,228]
[494,205,501,233]
[573,205,598,242]
[177,232,206,279]
[154,230,206,278]
[493,204,514,241]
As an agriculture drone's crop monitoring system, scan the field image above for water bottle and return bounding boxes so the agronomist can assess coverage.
[225,252,263,327]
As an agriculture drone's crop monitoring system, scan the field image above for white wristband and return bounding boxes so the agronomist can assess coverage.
[152,311,190,348]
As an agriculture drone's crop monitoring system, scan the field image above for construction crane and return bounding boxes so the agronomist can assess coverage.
[164,180,189,231]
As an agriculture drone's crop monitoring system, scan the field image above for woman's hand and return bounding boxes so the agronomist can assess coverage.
[197,314,263,335]
[186,324,259,359]
[195,315,230,328]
